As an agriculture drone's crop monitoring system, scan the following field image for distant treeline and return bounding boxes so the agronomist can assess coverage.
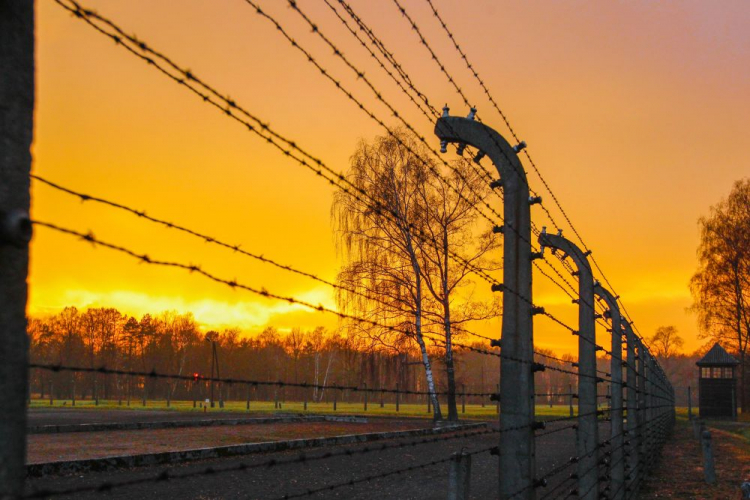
[27,306,598,407]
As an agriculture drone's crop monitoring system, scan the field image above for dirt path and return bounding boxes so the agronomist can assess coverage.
[27,409,315,427]
[641,418,750,499]
[27,420,430,464]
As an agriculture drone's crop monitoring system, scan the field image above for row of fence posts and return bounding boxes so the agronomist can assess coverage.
[445,278,677,500]
[434,111,676,500]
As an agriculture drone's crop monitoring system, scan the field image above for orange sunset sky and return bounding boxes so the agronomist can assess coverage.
[30,0,750,355]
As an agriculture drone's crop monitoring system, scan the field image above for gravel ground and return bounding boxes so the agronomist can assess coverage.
[24,422,612,500]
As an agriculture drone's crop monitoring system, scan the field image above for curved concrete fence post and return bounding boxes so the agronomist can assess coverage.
[622,319,639,495]
[636,339,647,471]
[435,111,535,499]
[594,283,624,500]
[538,230,598,500]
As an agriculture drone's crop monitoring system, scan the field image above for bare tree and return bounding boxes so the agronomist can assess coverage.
[690,178,750,411]
[416,157,498,420]
[332,130,499,420]
[649,325,684,375]
[333,130,443,420]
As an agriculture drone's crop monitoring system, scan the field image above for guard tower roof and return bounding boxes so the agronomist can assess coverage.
[696,343,739,367]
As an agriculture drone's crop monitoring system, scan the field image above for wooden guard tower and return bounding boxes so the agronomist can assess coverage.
[696,343,739,419]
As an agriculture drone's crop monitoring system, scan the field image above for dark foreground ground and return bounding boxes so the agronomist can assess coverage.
[641,416,750,499]
[25,409,616,499]
[25,426,592,499]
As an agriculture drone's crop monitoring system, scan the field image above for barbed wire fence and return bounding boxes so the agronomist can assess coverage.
[0,0,676,498]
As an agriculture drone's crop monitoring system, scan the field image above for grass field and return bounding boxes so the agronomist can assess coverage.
[28,398,586,420]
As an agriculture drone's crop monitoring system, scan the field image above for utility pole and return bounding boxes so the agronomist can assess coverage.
[539,229,599,500]
[206,335,222,409]
[0,2,34,498]
[436,108,535,499]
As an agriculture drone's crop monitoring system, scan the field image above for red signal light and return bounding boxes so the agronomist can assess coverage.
[193,372,200,381]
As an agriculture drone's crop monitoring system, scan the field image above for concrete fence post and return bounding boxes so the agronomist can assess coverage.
[636,339,647,466]
[645,352,654,463]
[539,230,598,500]
[436,114,535,499]
[0,2,34,497]
[447,451,472,500]
[594,283,624,500]
[623,319,638,493]
[700,430,716,484]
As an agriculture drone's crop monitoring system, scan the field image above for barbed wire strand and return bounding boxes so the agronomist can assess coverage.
[421,0,657,352]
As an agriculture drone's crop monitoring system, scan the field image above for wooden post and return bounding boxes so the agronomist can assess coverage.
[396,383,400,412]
[363,383,368,412]
[480,366,485,408]
[461,385,465,414]
[569,384,574,417]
